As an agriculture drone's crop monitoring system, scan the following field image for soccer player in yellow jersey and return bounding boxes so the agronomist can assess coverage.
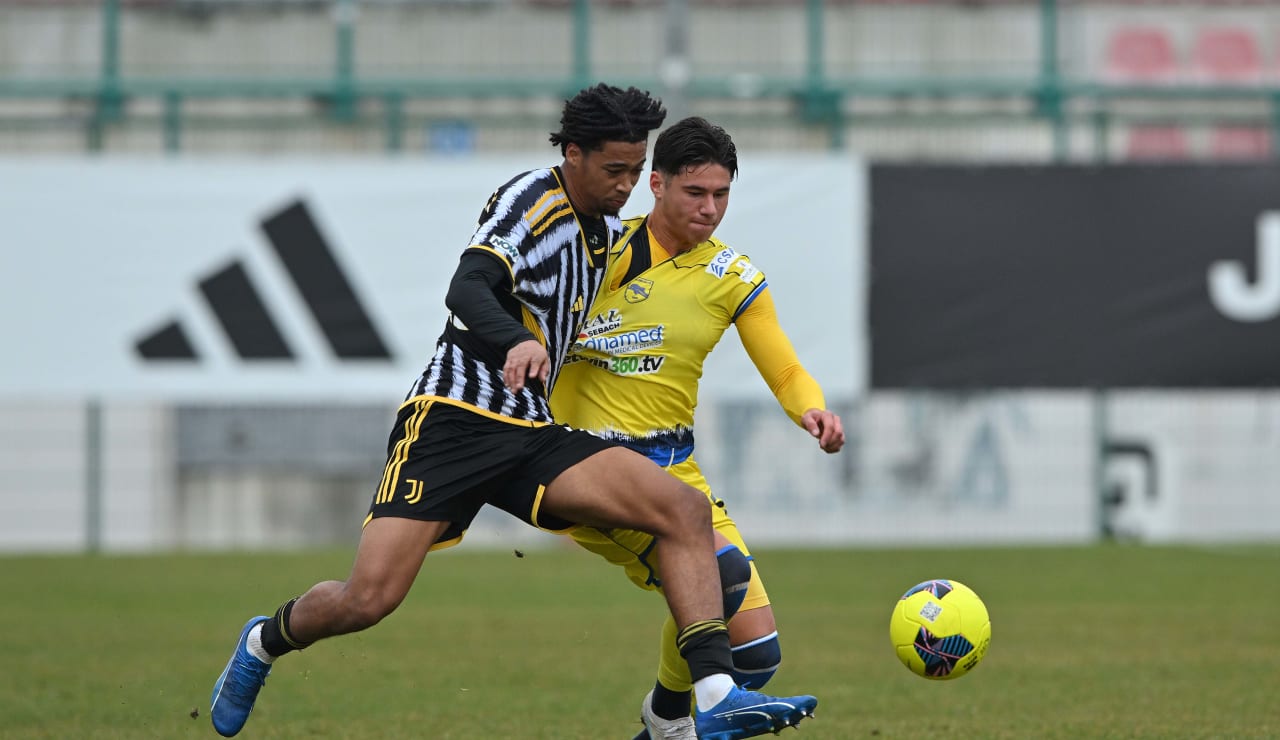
[555,117,845,739]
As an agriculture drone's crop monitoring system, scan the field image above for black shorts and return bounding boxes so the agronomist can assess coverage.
[366,397,615,548]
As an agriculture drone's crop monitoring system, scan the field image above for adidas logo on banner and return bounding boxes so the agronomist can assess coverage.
[135,199,393,362]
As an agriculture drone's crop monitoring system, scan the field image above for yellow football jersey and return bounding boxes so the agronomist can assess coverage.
[553,215,823,466]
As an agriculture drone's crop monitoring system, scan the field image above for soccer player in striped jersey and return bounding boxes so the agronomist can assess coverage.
[552,116,846,739]
[210,85,817,740]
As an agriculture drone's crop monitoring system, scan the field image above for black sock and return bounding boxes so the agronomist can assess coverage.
[675,619,733,683]
[260,597,310,657]
[650,680,693,721]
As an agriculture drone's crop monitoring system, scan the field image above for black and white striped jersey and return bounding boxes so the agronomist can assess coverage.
[408,167,619,423]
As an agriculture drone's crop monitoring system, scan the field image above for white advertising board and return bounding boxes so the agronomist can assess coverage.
[0,156,863,402]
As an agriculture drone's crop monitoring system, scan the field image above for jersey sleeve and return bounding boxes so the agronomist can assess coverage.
[706,243,768,321]
[445,251,537,351]
[467,204,528,285]
[736,287,827,427]
[465,170,548,283]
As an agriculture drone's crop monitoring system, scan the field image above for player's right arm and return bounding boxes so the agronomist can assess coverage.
[445,251,534,349]
[444,251,546,393]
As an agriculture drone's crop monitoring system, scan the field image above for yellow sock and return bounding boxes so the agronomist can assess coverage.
[656,613,693,692]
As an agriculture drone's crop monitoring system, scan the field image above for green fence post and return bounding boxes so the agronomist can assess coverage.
[1038,0,1067,161]
[163,91,182,154]
[572,0,591,92]
[92,0,124,152]
[803,0,843,149]
[661,0,691,123]
[332,0,358,123]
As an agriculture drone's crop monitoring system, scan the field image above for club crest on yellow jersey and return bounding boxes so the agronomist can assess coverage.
[625,277,654,303]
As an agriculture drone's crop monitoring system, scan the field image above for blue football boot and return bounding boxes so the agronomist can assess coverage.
[210,616,273,737]
[695,686,817,740]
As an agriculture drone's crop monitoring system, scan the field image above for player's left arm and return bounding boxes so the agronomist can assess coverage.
[737,287,845,454]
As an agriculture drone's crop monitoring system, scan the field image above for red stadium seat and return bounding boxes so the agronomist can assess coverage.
[1105,27,1179,83]
[1125,126,1190,160]
[1209,126,1272,159]
[1191,27,1264,83]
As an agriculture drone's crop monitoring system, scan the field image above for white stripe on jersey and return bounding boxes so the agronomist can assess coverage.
[473,349,501,411]
[472,170,542,246]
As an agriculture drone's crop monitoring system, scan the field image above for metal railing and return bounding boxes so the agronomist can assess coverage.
[1,0,1278,157]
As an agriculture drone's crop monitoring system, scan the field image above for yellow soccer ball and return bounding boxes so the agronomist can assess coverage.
[889,579,991,680]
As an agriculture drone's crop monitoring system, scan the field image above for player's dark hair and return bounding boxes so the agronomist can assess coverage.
[549,83,667,154]
[653,116,738,180]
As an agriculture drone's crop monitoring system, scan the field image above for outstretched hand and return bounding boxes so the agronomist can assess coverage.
[504,339,550,393]
[801,408,845,453]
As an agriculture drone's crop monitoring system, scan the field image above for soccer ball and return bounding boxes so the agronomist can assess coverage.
[890,579,991,680]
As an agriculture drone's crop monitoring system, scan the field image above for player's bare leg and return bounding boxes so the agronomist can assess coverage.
[210,518,446,737]
[287,517,446,640]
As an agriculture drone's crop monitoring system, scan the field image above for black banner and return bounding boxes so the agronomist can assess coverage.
[870,164,1280,388]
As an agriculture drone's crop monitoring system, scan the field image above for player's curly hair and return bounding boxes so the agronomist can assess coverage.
[653,116,738,180]
[549,83,667,154]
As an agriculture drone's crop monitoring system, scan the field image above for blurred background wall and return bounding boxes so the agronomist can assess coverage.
[2,0,1279,552]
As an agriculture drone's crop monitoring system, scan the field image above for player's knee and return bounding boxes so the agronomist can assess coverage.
[679,484,712,526]
[340,584,402,632]
[730,631,782,689]
[716,544,751,618]
[657,482,711,535]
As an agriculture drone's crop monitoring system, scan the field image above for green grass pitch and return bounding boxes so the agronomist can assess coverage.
[1,543,1276,739]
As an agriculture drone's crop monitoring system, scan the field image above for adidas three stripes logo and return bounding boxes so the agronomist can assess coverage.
[135,199,392,363]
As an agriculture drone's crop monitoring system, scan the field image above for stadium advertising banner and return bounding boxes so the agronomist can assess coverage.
[0,157,862,402]
[870,164,1280,388]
